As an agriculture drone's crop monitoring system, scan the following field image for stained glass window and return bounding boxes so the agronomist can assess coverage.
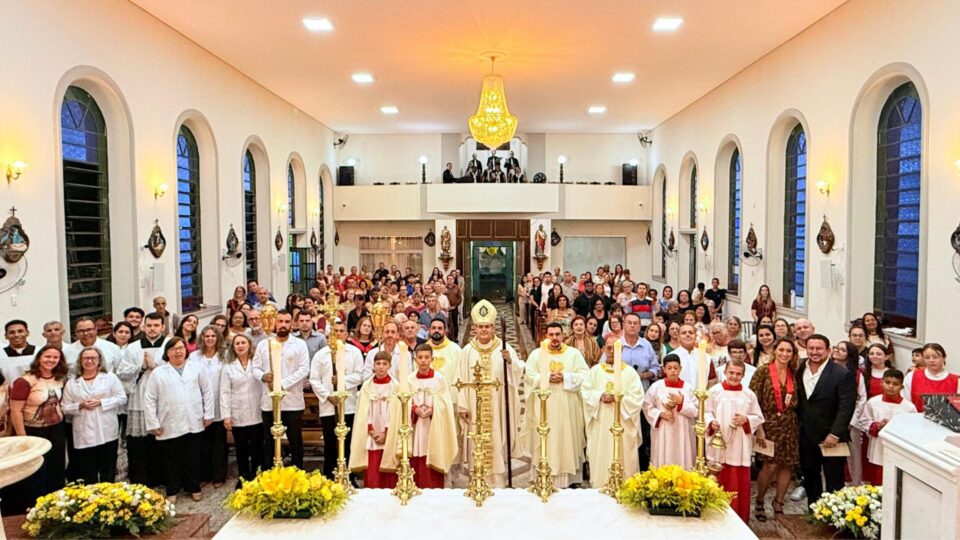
[243,150,258,282]
[728,149,741,295]
[783,124,807,309]
[177,126,202,312]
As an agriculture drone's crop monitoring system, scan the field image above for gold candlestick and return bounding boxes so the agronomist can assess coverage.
[529,388,556,502]
[269,389,288,469]
[391,390,420,505]
[331,391,355,493]
[599,392,625,498]
[453,362,500,507]
[692,388,722,477]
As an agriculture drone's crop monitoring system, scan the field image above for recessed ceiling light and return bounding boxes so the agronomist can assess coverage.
[302,17,333,32]
[380,106,399,115]
[352,72,375,84]
[653,17,683,32]
[588,105,607,114]
[612,72,635,83]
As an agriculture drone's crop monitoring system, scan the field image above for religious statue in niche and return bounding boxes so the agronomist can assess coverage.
[274,228,284,251]
[225,224,240,258]
[0,208,29,264]
[745,223,758,253]
[439,226,452,257]
[665,228,676,253]
[550,228,561,246]
[700,227,710,252]
[424,228,436,247]
[816,216,835,254]
[534,224,547,257]
[145,219,166,259]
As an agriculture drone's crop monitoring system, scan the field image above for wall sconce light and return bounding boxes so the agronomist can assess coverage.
[277,203,288,215]
[557,155,567,183]
[665,206,675,217]
[953,160,960,174]
[696,202,708,214]
[816,178,831,196]
[628,158,638,167]
[153,182,169,200]
[311,205,321,217]
[346,158,357,167]
[5,161,27,183]
[419,155,428,183]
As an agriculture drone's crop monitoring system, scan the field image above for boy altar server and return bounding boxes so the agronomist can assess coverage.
[582,336,645,488]
[643,354,698,469]
[857,369,916,486]
[409,344,459,488]
[705,358,765,522]
[521,322,590,488]
[349,351,401,488]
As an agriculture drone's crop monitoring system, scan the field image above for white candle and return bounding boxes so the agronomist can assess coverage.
[270,339,283,394]
[335,340,346,393]
[696,338,709,390]
[539,339,551,391]
[613,338,623,394]
[398,341,409,392]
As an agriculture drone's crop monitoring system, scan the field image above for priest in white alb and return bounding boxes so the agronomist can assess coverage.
[454,300,524,488]
[521,322,590,488]
[425,318,461,400]
[582,336,645,488]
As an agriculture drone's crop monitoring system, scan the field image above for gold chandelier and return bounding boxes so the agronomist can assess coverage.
[469,56,518,149]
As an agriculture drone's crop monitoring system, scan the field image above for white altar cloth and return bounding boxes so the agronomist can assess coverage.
[214,488,756,540]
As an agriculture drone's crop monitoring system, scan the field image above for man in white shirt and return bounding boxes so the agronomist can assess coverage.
[539,272,555,309]
[0,320,37,384]
[672,323,716,388]
[252,310,310,469]
[62,317,123,375]
[560,272,578,302]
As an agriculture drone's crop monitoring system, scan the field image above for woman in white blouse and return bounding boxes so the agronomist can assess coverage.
[143,338,214,503]
[62,346,126,484]
[189,326,228,488]
[219,334,263,486]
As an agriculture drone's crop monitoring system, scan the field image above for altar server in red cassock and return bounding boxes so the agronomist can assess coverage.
[408,344,458,488]
[349,351,400,488]
[901,343,957,412]
[858,369,916,485]
[642,354,697,469]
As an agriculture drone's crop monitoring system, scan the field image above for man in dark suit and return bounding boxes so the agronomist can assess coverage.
[796,334,856,505]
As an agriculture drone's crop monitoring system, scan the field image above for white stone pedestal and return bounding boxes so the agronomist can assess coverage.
[879,412,960,540]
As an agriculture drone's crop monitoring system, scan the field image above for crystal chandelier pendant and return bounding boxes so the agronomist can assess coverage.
[469,57,518,148]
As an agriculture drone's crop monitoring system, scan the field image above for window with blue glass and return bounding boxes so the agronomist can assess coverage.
[317,175,325,268]
[61,86,112,328]
[660,180,667,277]
[689,164,698,228]
[177,126,203,313]
[728,149,741,295]
[875,82,921,333]
[287,163,296,228]
[783,124,807,309]
[243,150,258,282]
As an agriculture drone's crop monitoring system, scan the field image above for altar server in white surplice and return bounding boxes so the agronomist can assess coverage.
[454,300,524,488]
[409,344,458,488]
[643,353,697,469]
[521,322,590,488]
[705,359,764,522]
[856,368,916,486]
[582,336,644,488]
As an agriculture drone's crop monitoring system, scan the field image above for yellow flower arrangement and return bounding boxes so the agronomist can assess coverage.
[810,485,882,539]
[617,465,732,517]
[22,482,175,538]
[226,466,350,519]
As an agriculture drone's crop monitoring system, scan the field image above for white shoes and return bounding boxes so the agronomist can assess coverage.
[789,486,806,502]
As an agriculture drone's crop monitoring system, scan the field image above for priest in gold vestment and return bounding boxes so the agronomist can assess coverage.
[581,336,645,488]
[453,300,525,488]
[521,322,590,488]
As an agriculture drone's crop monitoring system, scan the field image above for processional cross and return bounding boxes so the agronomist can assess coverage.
[453,361,501,507]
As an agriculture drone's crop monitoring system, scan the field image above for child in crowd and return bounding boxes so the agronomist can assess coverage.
[857,369,917,485]
[409,344,458,488]
[349,351,399,488]
[643,354,697,469]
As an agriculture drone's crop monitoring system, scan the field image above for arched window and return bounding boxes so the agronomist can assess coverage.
[875,82,921,331]
[318,174,325,268]
[689,164,698,228]
[61,86,111,327]
[783,124,807,309]
[728,149,742,294]
[243,150,258,282]
[660,179,667,277]
[287,163,296,228]
[177,126,202,312]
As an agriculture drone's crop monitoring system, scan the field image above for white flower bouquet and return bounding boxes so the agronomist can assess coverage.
[809,484,882,539]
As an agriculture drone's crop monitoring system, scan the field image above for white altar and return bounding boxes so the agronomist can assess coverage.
[879,413,960,540]
[214,488,756,540]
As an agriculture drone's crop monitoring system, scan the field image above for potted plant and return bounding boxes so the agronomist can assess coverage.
[617,465,732,518]
[226,466,350,520]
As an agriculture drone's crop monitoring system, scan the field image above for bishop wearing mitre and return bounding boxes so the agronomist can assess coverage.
[454,300,524,488]
[582,336,645,488]
[522,322,590,488]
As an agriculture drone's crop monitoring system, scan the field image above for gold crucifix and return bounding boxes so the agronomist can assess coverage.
[453,361,501,507]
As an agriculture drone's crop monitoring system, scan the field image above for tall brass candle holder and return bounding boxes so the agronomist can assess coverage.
[391,389,420,505]
[269,389,288,469]
[599,392,625,498]
[692,388,722,477]
[453,362,500,507]
[331,390,355,493]
[529,388,556,502]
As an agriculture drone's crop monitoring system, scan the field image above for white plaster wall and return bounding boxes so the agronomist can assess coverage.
[551,221,651,284]
[647,0,960,366]
[0,0,337,331]
[340,134,442,184]
[544,134,647,184]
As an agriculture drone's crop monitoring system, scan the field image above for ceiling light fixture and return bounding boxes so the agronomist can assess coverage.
[468,55,518,149]
[588,105,607,115]
[653,17,684,32]
[351,72,374,84]
[302,17,333,32]
[612,72,635,83]
[380,106,399,115]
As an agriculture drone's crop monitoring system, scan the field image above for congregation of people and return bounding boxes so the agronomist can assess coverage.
[0,261,955,526]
